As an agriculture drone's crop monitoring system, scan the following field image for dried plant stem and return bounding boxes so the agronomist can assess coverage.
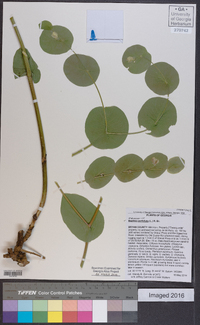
[80,196,102,267]
[88,197,103,228]
[80,242,88,268]
[72,143,92,157]
[3,17,47,267]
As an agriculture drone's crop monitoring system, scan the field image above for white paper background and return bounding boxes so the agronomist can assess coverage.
[86,10,124,42]
[0,2,196,280]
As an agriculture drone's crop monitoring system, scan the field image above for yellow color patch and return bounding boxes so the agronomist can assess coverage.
[48,311,62,323]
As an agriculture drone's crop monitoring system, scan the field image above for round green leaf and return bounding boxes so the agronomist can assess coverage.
[115,154,143,182]
[138,97,177,137]
[85,156,115,189]
[63,54,100,86]
[143,153,168,178]
[39,20,53,30]
[85,106,129,149]
[61,194,104,242]
[145,62,179,95]
[167,157,185,174]
[122,44,151,74]
[13,48,41,83]
[39,25,73,54]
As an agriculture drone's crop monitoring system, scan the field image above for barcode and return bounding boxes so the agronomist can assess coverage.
[4,270,22,277]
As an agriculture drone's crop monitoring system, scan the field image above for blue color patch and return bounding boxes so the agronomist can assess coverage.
[18,311,33,323]
[18,300,33,311]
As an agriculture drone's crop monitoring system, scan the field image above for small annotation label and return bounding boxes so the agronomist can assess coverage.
[168,6,194,28]
[138,288,194,302]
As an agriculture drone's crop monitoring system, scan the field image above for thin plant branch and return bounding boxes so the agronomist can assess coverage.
[3,17,47,267]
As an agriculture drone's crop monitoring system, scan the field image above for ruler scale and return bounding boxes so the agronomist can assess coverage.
[3,282,138,323]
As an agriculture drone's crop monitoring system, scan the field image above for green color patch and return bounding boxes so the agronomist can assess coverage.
[33,311,48,323]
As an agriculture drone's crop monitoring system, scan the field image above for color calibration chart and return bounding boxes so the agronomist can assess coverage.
[3,282,138,323]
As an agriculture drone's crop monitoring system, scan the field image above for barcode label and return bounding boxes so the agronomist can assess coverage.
[4,270,22,277]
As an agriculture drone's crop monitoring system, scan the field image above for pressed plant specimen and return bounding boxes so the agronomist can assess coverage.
[3,17,47,267]
[2,18,184,270]
[78,154,185,189]
[39,21,179,156]
[55,182,104,268]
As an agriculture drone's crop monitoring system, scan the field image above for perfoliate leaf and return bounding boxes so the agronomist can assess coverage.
[13,48,41,83]
[138,97,177,137]
[115,154,143,182]
[63,54,100,86]
[61,194,104,242]
[167,157,185,174]
[122,44,151,74]
[39,20,53,30]
[85,156,115,189]
[32,68,41,84]
[40,25,73,54]
[85,106,129,149]
[145,62,179,95]
[143,153,168,178]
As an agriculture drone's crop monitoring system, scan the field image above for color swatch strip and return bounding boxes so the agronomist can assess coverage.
[3,299,138,323]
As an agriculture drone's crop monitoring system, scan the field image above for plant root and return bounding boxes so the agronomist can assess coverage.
[3,212,43,267]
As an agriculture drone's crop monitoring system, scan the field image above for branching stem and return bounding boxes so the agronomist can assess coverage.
[70,50,148,157]
[70,48,107,129]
